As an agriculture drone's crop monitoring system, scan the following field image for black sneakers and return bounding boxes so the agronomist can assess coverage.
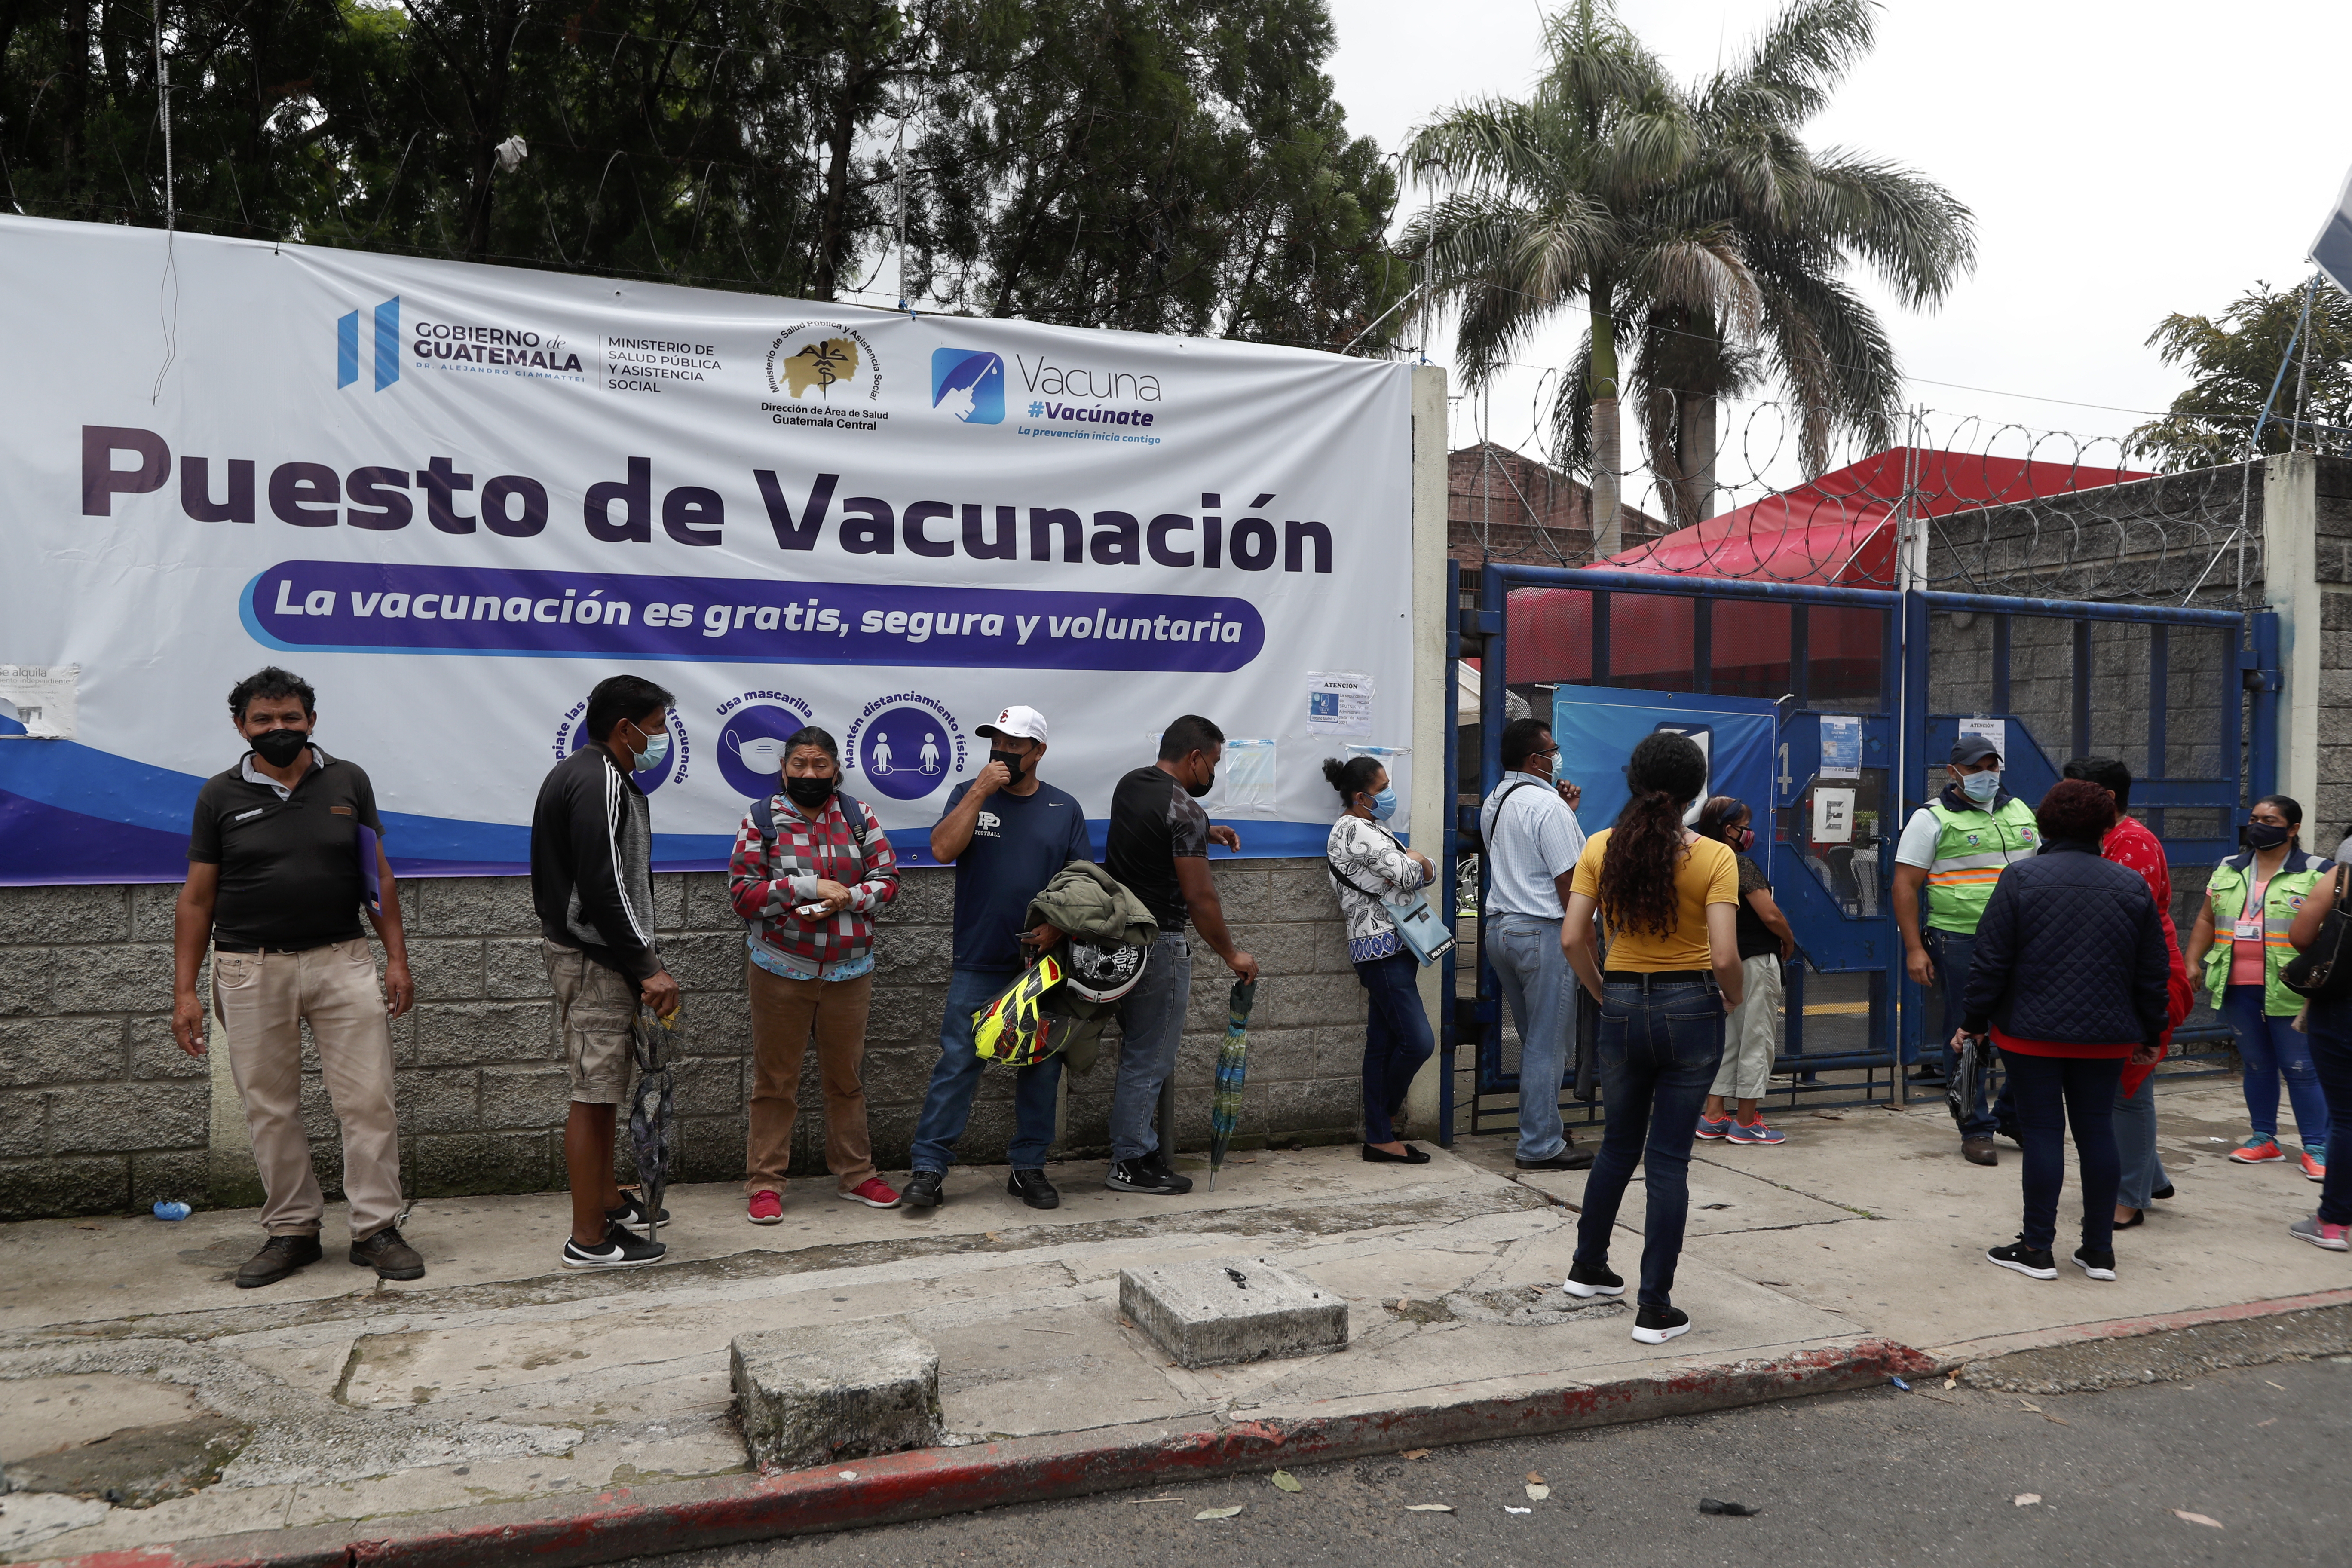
[1562,1260,1626,1298]
[2071,1246,2117,1281]
[1631,1304,1690,1344]
[562,1223,668,1269]
[1106,1156,1188,1195]
[1985,1239,2057,1279]
[349,1225,425,1280]
[1008,1169,1060,1210]
[901,1170,946,1209]
[236,1233,323,1289]
[606,1190,669,1232]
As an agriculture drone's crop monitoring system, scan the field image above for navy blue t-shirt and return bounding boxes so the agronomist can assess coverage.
[940,779,1094,971]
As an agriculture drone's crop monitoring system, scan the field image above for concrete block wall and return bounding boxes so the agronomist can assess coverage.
[0,859,1361,1220]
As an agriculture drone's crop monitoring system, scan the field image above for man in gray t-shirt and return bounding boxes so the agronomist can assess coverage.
[1479,717,1592,1170]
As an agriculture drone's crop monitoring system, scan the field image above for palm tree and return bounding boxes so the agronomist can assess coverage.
[1407,0,1974,542]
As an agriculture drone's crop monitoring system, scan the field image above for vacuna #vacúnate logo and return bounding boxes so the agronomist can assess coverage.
[931,349,1004,425]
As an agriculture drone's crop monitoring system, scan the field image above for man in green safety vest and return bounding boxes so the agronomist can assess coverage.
[1892,736,2040,1166]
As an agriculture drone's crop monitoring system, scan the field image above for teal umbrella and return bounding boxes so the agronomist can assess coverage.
[1207,980,1259,1190]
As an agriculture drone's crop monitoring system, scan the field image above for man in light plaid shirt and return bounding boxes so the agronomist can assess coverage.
[728,726,902,1218]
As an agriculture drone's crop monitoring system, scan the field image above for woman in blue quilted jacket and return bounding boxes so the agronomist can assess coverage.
[1957,780,2170,1284]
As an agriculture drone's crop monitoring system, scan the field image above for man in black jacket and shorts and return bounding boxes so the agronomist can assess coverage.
[531,674,681,1268]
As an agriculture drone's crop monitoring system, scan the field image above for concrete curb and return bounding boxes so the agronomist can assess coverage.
[1923,1284,2352,1369]
[31,1338,1932,1568]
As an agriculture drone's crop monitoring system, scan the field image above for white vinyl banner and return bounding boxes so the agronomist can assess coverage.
[0,217,1416,881]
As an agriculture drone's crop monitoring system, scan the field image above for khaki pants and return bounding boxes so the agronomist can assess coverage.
[1712,953,1784,1101]
[745,963,876,1194]
[212,939,403,1238]
[544,941,637,1105]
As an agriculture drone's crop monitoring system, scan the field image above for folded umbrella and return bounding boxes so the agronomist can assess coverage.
[1207,979,1258,1191]
[628,1010,677,1231]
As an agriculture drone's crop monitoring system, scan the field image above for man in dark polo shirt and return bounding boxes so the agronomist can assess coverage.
[1101,714,1256,1195]
[171,667,423,1288]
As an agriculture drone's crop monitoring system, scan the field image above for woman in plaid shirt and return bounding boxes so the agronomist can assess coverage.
[729,727,902,1216]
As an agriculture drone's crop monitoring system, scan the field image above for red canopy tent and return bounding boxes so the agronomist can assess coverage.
[1502,447,2149,692]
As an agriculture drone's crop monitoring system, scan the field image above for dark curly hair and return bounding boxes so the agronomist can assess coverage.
[2036,778,2118,844]
[1598,733,1710,939]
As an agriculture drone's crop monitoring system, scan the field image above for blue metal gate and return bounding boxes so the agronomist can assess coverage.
[1434,560,2279,1144]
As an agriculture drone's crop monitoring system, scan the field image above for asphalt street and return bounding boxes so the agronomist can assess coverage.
[656,1357,2349,1568]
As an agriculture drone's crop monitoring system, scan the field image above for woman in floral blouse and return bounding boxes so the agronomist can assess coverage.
[1323,755,1436,1164]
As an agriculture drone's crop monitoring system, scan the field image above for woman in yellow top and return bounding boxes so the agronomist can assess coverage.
[1559,732,1743,1345]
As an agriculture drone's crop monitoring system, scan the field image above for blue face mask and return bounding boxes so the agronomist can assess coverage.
[1368,787,1399,822]
[631,724,671,775]
[1960,769,2000,805]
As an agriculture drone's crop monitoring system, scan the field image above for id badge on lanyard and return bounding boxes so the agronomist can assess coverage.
[2234,910,2263,941]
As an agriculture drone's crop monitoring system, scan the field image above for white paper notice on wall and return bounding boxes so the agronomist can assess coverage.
[1305,671,1374,736]
[1813,787,1856,844]
[1214,738,1278,815]
[0,665,77,738]
[1819,715,1862,780]
[1958,717,2006,761]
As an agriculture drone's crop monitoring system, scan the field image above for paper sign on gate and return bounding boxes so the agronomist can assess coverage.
[1812,787,1856,844]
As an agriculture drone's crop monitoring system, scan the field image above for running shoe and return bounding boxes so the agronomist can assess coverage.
[1695,1114,1733,1140]
[1726,1120,1787,1145]
[1985,1239,2057,1280]
[2071,1246,2117,1281]
[2288,1213,2350,1251]
[1562,1260,1625,1298]
[838,1176,902,1210]
[1631,1304,1690,1344]
[2302,1146,2328,1183]
[562,1225,667,1270]
[745,1189,784,1225]
[2229,1135,2285,1164]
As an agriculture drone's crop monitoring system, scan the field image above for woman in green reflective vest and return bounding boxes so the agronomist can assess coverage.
[2184,795,2334,1179]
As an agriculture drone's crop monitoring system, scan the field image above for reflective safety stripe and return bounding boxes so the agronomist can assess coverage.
[2204,853,2331,1014]
[1922,798,2039,932]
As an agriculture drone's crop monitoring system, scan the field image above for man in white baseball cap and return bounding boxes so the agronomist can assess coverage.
[903,704,1093,1211]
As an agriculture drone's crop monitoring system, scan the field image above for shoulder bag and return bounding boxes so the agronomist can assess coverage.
[1329,825,1457,966]
[2283,864,2352,1000]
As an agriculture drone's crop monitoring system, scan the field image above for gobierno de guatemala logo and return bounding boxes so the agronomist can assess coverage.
[843,692,964,803]
[338,294,586,389]
[930,349,1004,425]
[762,322,886,433]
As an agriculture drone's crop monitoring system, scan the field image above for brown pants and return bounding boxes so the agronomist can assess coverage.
[745,963,877,1194]
[212,939,404,1238]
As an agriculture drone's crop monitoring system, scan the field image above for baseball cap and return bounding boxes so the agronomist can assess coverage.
[1950,737,2001,767]
[977,705,1047,744]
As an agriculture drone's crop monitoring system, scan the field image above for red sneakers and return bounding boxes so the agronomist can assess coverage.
[2303,1149,2328,1183]
[2229,1136,2284,1164]
[839,1176,902,1210]
[746,1190,784,1225]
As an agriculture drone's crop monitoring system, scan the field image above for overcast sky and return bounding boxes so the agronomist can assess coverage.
[1326,0,2352,491]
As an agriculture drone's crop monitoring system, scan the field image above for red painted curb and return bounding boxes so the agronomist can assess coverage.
[32,1338,1930,1568]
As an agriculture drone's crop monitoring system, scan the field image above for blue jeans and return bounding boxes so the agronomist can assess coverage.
[1108,932,1193,1161]
[2113,1069,2170,1211]
[2221,985,2331,1152]
[2303,996,2352,1225]
[1488,912,1574,1161]
[1353,952,1436,1145]
[1573,975,1725,1309]
[2003,1050,2125,1254]
[1926,928,1996,1139]
[909,967,1065,1174]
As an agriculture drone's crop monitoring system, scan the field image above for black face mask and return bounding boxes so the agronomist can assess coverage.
[2244,821,2292,851]
[1185,768,1214,799]
[785,773,836,808]
[251,728,309,767]
[990,748,1027,785]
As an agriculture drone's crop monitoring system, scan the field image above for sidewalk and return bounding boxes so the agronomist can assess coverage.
[4,1079,2347,1565]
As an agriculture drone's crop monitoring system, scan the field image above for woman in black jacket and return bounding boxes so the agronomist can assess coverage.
[1958,780,2169,1283]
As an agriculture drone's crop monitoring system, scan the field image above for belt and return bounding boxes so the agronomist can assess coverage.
[212,938,343,955]
[1602,968,1712,985]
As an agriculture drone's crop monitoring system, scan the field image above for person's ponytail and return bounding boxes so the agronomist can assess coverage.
[1597,733,1710,938]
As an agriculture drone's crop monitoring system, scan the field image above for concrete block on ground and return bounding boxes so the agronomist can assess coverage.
[732,1321,941,1471]
[1119,1255,1349,1369]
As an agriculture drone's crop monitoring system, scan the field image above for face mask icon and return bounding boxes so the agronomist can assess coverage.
[727,730,790,772]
